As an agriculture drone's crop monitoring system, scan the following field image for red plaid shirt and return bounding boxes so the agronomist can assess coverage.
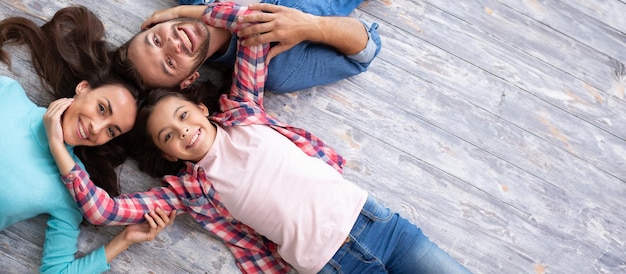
[62,2,344,273]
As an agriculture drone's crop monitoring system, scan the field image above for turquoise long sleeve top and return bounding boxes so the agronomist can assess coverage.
[0,76,110,273]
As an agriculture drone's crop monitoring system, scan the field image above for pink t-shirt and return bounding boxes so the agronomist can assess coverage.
[197,124,367,273]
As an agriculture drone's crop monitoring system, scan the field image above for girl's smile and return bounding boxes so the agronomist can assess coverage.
[147,95,216,162]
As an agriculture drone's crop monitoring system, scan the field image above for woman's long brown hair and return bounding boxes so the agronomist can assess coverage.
[0,6,139,196]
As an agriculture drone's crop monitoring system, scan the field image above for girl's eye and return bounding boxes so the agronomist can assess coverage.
[164,132,173,142]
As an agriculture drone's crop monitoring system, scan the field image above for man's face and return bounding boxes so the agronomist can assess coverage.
[128,18,211,89]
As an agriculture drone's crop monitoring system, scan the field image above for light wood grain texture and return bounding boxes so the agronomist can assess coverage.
[1,0,624,273]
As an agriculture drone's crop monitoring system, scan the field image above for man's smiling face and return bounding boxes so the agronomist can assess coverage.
[128,18,211,89]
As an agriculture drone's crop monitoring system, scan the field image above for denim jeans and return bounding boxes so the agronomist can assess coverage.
[318,196,472,274]
[182,0,382,93]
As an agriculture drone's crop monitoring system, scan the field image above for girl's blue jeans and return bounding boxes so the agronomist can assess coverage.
[178,0,381,93]
[318,196,472,274]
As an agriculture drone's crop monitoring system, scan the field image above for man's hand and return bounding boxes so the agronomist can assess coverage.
[237,4,319,63]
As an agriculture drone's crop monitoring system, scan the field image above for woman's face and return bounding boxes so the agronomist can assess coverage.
[61,81,137,146]
[147,95,213,162]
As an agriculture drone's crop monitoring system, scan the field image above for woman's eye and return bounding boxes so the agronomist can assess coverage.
[108,127,116,137]
[180,111,187,119]
[153,36,161,46]
[98,103,105,114]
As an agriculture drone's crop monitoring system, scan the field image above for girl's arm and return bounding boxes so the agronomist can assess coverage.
[204,2,269,111]
[140,5,206,30]
[44,99,184,225]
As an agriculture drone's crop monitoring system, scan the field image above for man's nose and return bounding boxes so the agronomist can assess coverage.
[166,36,182,54]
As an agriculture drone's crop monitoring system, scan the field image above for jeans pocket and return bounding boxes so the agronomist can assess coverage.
[360,197,393,223]
[320,239,387,274]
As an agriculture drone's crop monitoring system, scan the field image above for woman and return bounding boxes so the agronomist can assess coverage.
[0,6,174,273]
[53,3,470,273]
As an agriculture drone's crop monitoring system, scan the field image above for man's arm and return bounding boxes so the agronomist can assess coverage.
[238,3,368,62]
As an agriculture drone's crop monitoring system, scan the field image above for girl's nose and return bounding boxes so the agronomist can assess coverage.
[180,127,189,138]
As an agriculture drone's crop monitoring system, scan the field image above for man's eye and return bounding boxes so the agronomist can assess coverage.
[167,57,175,68]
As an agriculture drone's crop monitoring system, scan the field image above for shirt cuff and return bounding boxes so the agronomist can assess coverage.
[60,164,83,184]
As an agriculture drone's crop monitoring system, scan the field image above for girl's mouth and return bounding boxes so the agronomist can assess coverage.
[186,129,200,149]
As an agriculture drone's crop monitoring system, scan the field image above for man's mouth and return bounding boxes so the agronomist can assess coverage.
[179,28,194,54]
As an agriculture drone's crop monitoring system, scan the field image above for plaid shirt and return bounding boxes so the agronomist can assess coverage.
[62,2,344,273]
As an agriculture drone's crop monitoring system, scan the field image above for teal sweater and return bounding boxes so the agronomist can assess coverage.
[0,76,109,273]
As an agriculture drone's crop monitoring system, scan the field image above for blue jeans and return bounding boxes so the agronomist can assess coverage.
[181,0,382,93]
[318,197,472,274]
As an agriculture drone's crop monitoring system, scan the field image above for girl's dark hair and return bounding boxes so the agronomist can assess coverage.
[0,6,140,196]
[128,82,226,178]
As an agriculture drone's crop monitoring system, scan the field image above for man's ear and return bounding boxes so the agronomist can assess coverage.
[74,80,91,96]
[162,152,178,162]
[180,71,200,90]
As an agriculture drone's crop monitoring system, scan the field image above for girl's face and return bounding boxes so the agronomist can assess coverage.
[147,95,213,162]
[62,81,137,146]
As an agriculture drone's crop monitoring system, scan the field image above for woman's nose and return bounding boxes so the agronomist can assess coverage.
[90,119,105,135]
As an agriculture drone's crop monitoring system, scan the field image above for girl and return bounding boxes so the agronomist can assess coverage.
[55,3,470,273]
[0,6,174,273]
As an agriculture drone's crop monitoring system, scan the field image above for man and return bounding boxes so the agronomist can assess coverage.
[114,0,381,93]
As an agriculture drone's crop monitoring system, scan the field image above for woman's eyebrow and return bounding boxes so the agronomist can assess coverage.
[105,97,122,133]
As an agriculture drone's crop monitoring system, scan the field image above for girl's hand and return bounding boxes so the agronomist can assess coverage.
[122,207,177,244]
[141,6,206,30]
[44,98,73,147]
[105,208,177,262]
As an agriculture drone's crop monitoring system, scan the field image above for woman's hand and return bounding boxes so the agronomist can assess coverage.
[105,208,177,262]
[141,6,206,30]
[123,207,177,244]
[44,98,73,148]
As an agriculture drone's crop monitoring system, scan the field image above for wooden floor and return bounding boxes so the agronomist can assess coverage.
[1,0,625,273]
